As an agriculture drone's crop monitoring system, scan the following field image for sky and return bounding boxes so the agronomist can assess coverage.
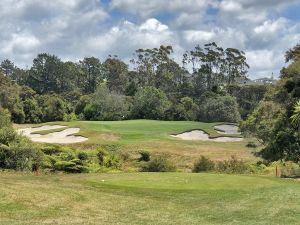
[0,0,300,79]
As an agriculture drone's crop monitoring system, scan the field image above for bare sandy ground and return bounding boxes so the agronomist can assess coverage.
[214,124,241,135]
[17,125,88,144]
[170,130,243,142]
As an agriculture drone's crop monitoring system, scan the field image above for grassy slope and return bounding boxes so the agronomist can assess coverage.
[50,120,257,166]
[0,172,299,225]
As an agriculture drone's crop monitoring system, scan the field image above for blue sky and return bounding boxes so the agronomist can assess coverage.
[0,0,299,79]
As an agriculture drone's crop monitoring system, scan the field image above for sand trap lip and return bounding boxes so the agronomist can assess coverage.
[214,124,241,135]
[17,125,88,144]
[170,130,243,142]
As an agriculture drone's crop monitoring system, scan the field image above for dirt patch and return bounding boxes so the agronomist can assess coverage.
[17,125,88,144]
[171,130,243,142]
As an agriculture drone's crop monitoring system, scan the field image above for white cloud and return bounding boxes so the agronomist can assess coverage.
[254,18,288,35]
[0,0,299,79]
[219,1,242,12]
[110,0,214,17]
[184,30,216,43]
[139,18,168,32]
[88,19,175,55]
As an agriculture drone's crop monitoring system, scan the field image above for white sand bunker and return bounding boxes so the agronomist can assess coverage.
[171,130,243,142]
[214,124,241,135]
[17,125,88,144]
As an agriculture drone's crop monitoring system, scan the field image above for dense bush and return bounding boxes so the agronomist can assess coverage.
[216,156,249,174]
[0,144,43,171]
[78,151,89,161]
[63,113,78,122]
[104,155,121,169]
[53,161,88,173]
[246,141,257,148]
[41,145,63,155]
[192,156,215,172]
[228,84,267,119]
[138,150,151,162]
[97,148,108,166]
[0,108,11,127]
[199,94,241,122]
[132,87,170,120]
[23,98,42,123]
[141,156,176,172]
[84,84,130,121]
[42,96,67,122]
[0,127,17,145]
[281,162,300,178]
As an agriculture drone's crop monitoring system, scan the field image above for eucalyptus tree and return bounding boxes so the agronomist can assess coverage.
[184,42,225,95]
[224,48,249,85]
[130,45,173,87]
[183,42,249,95]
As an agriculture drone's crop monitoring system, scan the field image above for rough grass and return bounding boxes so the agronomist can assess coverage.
[0,172,299,225]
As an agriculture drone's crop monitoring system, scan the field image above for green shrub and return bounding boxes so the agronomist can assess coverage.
[58,151,75,161]
[23,98,42,123]
[199,94,241,122]
[54,161,78,173]
[0,108,11,127]
[131,86,170,120]
[97,148,108,166]
[41,145,63,155]
[0,127,17,145]
[63,113,78,122]
[216,156,249,174]
[78,151,89,161]
[141,156,176,172]
[138,150,151,162]
[104,155,121,169]
[246,141,257,148]
[43,155,57,169]
[281,162,300,178]
[0,144,43,171]
[192,156,215,172]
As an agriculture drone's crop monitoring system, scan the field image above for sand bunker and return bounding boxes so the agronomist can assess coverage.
[214,124,241,135]
[17,125,88,144]
[171,130,243,142]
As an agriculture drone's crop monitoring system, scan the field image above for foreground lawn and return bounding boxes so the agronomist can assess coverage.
[0,172,299,225]
[43,120,257,166]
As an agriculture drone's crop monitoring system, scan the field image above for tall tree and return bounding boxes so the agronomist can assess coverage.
[131,45,173,86]
[79,57,103,93]
[183,42,249,95]
[224,48,249,84]
[104,57,128,94]
[27,53,64,94]
[1,59,14,77]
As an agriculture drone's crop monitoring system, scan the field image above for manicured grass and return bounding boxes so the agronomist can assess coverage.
[0,172,299,225]
[68,120,242,143]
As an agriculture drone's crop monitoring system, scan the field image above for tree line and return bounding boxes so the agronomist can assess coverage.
[0,43,266,124]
